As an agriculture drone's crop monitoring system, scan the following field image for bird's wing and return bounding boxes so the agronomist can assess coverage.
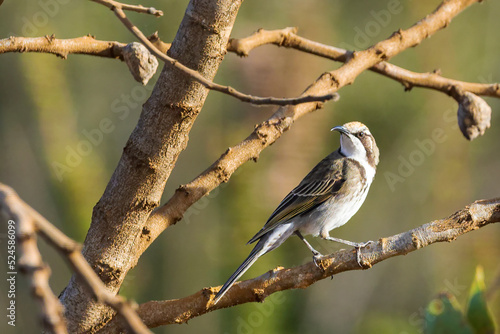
[247,152,345,244]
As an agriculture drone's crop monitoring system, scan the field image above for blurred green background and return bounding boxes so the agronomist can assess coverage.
[1,0,499,333]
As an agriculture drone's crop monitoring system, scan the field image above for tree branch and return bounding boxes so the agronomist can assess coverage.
[227,27,500,98]
[0,36,158,84]
[0,35,126,59]
[0,183,151,334]
[137,0,482,256]
[60,1,247,331]
[90,0,163,17]
[101,197,500,329]
[93,0,338,106]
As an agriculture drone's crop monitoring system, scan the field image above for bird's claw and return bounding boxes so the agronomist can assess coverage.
[353,240,374,268]
[312,252,324,269]
[355,240,374,248]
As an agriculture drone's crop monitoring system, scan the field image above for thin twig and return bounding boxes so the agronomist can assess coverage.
[227,27,500,98]
[92,1,338,106]
[90,0,163,17]
[0,183,152,334]
[101,197,500,329]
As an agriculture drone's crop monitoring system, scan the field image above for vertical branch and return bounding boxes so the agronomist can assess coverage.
[59,0,244,332]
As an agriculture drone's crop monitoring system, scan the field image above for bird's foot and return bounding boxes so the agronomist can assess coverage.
[353,240,374,268]
[312,252,324,269]
[354,240,373,248]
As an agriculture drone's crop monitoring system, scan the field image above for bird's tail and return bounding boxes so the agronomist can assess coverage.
[213,243,265,304]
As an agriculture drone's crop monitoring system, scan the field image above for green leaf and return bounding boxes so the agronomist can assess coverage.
[466,266,496,334]
[425,292,473,334]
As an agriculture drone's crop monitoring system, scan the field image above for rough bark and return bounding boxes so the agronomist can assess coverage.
[59,0,243,332]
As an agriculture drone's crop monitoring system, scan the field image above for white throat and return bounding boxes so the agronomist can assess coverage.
[340,135,376,182]
[340,135,365,161]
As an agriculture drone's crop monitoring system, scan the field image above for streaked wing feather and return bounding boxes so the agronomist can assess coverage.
[247,169,344,244]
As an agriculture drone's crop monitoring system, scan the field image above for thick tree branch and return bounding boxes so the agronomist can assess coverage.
[94,1,337,106]
[137,0,482,255]
[60,1,246,332]
[227,27,500,98]
[101,197,500,329]
[0,183,151,334]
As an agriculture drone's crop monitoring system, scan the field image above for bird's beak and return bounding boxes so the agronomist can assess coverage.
[331,125,350,136]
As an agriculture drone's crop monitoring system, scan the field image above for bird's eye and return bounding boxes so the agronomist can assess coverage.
[357,131,365,138]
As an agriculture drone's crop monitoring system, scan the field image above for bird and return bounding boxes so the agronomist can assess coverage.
[213,121,380,305]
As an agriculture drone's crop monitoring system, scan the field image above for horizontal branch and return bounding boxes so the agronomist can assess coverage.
[0,183,152,334]
[110,197,500,328]
[0,36,158,85]
[90,0,163,17]
[227,27,500,98]
[0,35,126,59]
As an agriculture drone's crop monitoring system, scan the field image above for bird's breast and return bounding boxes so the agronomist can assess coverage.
[297,177,372,237]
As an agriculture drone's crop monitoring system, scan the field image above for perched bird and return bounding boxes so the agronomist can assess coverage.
[213,121,380,305]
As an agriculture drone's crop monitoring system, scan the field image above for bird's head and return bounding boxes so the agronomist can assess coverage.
[331,121,379,168]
